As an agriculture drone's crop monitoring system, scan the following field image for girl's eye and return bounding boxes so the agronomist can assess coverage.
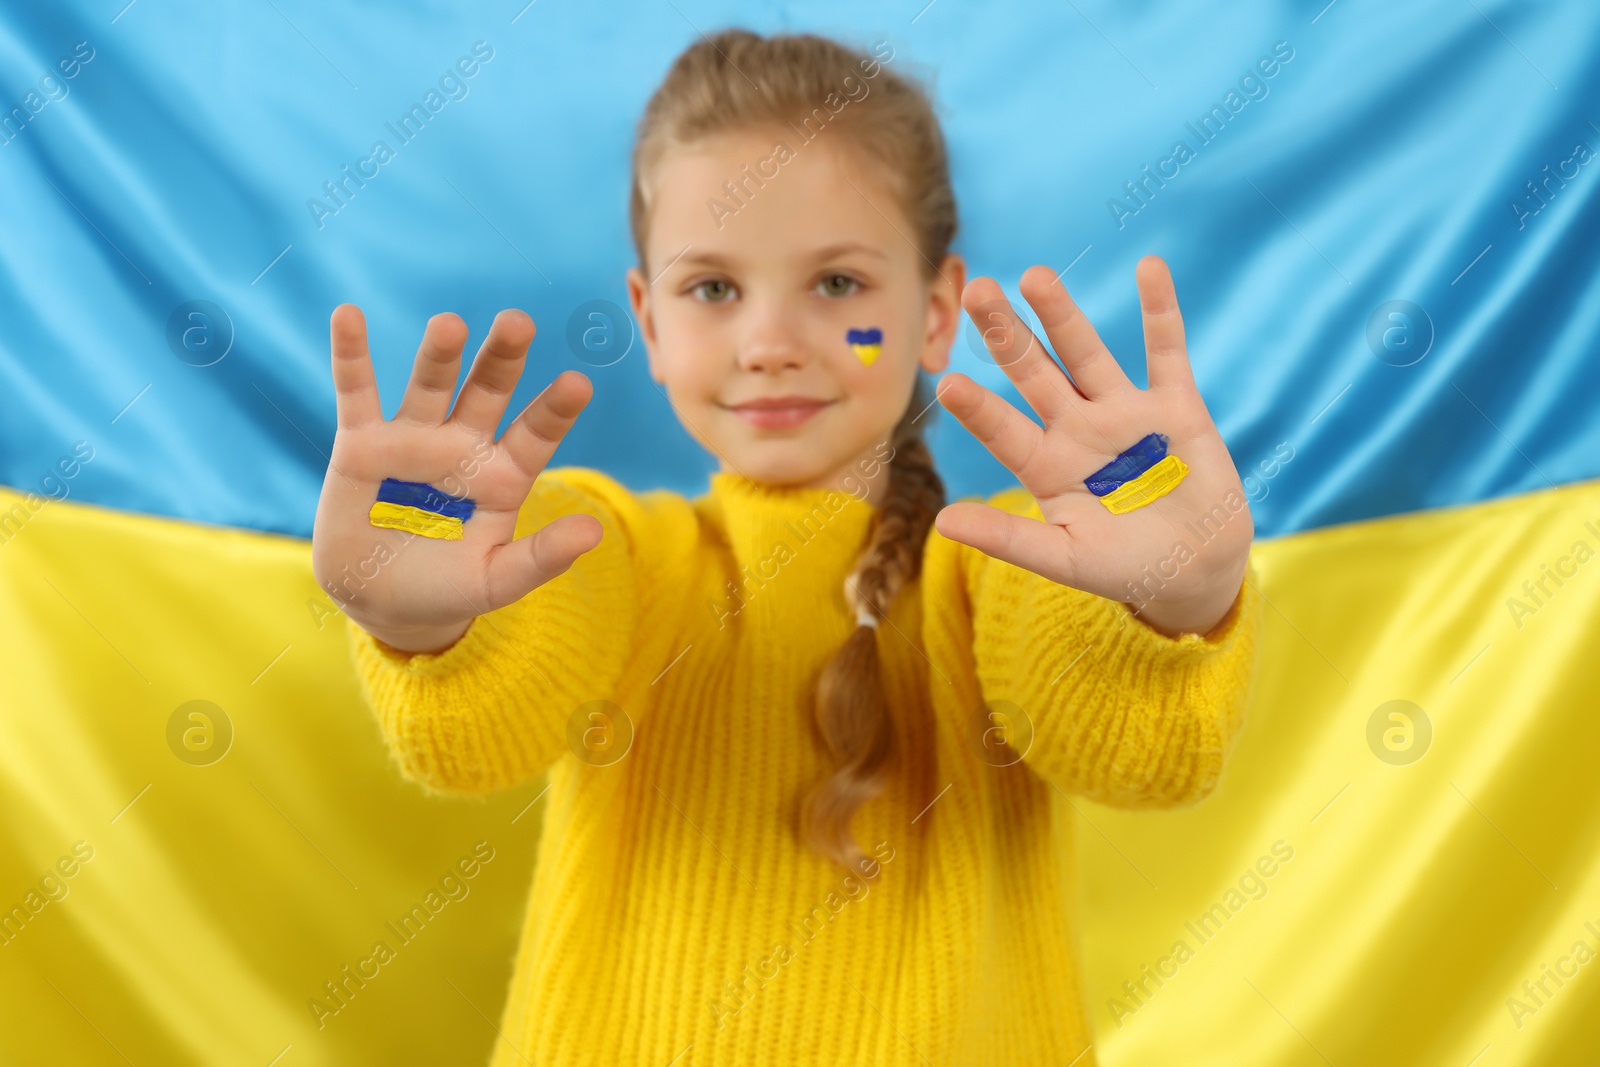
[692,279,735,302]
[817,274,860,297]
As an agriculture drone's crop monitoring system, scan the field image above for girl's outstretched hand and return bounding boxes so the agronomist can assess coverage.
[311,305,602,654]
[935,255,1252,638]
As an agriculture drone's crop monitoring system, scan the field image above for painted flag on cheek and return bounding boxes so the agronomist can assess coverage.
[847,327,883,366]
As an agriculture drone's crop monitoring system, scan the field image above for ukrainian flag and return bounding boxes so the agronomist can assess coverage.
[1083,432,1190,514]
[368,478,477,540]
[848,326,884,366]
[2,3,1597,1063]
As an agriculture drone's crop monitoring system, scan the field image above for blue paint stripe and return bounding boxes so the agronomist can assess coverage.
[847,328,883,345]
[1084,433,1169,496]
[375,478,476,519]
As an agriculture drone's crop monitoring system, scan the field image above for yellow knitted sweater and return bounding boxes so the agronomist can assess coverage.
[346,466,1263,1067]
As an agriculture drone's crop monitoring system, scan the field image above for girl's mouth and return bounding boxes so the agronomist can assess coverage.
[724,397,834,429]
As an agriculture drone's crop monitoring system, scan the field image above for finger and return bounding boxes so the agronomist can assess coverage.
[330,304,382,428]
[449,309,536,434]
[1136,255,1196,394]
[497,370,593,480]
[483,512,604,611]
[933,501,1079,589]
[961,276,1085,425]
[1019,264,1134,401]
[937,371,1047,478]
[396,313,469,425]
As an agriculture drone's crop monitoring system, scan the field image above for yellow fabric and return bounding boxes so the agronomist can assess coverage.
[0,489,546,1065]
[1081,477,1600,1065]
[367,500,465,540]
[346,467,1260,1066]
[1099,453,1189,514]
[2,476,1597,1064]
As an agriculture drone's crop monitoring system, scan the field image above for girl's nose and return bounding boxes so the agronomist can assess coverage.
[737,341,807,374]
[736,334,812,375]
[735,319,811,375]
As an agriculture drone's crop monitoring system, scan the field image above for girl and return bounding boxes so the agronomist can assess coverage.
[312,28,1260,1067]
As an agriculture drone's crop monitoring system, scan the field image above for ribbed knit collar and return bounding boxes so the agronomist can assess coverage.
[698,470,880,628]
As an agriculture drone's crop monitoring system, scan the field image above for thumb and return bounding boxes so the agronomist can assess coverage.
[934,500,1080,590]
[482,513,605,612]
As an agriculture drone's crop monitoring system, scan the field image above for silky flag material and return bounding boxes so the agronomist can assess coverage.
[2,2,1599,1063]
[1,478,1597,1064]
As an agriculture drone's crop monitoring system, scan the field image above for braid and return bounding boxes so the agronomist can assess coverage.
[799,376,946,871]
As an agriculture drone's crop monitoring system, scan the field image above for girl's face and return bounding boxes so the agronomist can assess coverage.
[626,126,964,507]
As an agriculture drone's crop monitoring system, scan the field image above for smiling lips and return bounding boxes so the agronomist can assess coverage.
[724,395,834,429]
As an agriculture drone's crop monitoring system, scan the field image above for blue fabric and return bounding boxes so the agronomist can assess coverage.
[1,1,1597,539]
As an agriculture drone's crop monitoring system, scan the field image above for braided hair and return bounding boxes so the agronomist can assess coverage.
[802,376,945,870]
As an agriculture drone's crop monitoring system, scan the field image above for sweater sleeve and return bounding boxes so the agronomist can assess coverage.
[345,466,645,796]
[966,486,1263,809]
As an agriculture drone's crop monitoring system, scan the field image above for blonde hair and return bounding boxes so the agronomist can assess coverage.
[629,29,957,871]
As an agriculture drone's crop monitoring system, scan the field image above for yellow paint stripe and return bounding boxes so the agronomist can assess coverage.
[1099,453,1189,514]
[851,343,881,366]
[368,501,465,540]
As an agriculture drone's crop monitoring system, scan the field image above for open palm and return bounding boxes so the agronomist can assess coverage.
[934,255,1252,637]
[311,306,603,653]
